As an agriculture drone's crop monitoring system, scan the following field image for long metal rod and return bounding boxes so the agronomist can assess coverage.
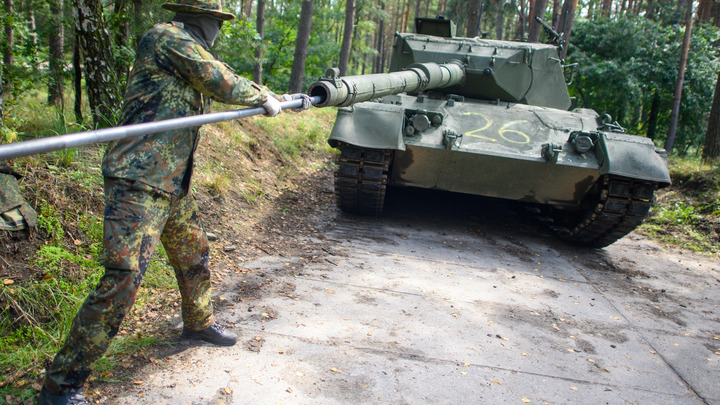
[0,96,322,161]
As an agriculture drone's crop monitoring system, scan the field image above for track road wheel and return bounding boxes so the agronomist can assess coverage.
[334,143,392,217]
[554,175,657,248]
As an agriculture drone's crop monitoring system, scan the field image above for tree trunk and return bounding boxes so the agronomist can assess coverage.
[288,0,314,93]
[702,71,720,163]
[3,0,13,99]
[552,0,562,30]
[698,0,712,22]
[518,0,526,40]
[48,0,65,108]
[28,10,37,51]
[528,0,547,41]
[253,0,265,84]
[602,0,612,17]
[633,0,643,16]
[0,67,3,124]
[558,0,578,59]
[338,0,355,76]
[505,0,516,39]
[242,0,252,19]
[375,1,386,73]
[73,31,83,123]
[496,0,504,39]
[402,0,412,32]
[467,0,483,37]
[646,92,660,140]
[73,0,121,128]
[3,0,13,68]
[133,0,143,48]
[665,0,694,153]
[645,0,656,19]
[415,0,422,27]
[114,0,131,87]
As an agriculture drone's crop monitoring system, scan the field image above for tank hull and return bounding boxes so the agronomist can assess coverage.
[330,94,669,209]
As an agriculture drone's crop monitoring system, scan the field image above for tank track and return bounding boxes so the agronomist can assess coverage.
[334,143,393,217]
[554,175,657,248]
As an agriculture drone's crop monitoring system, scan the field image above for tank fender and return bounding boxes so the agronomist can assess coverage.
[327,102,407,151]
[594,133,672,187]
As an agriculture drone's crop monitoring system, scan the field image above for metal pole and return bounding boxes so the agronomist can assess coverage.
[0,96,322,161]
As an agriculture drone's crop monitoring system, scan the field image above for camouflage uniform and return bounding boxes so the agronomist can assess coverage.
[43,21,277,395]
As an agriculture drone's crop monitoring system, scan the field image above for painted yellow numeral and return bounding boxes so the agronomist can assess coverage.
[462,114,531,144]
[463,112,495,141]
[498,120,530,144]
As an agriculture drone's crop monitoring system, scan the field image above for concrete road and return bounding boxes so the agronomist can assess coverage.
[111,189,720,405]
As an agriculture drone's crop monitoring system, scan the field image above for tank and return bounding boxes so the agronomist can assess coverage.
[308,17,671,248]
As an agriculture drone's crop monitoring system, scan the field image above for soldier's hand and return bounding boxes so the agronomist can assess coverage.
[282,93,313,112]
[262,96,282,117]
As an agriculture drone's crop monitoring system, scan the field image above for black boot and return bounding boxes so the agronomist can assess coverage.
[36,386,88,405]
[182,322,238,346]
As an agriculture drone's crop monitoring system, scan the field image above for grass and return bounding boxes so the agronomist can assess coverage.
[257,108,336,161]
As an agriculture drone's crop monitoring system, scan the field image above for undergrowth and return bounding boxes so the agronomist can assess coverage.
[639,156,720,255]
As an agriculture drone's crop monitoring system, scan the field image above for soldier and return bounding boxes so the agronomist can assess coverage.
[36,1,310,403]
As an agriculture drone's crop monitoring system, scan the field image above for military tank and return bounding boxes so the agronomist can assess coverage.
[308,17,671,248]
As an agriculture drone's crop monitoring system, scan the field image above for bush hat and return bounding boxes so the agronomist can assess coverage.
[162,0,235,21]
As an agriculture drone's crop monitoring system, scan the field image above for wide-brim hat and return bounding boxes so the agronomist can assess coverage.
[162,0,235,21]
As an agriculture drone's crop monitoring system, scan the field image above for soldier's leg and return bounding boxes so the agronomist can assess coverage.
[160,191,214,331]
[42,178,171,395]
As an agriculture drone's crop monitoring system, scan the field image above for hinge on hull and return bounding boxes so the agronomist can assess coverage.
[443,130,463,150]
[541,143,562,163]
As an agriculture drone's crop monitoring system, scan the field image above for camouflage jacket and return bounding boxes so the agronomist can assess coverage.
[102,21,277,195]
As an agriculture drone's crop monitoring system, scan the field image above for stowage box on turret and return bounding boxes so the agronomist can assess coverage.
[308,17,671,248]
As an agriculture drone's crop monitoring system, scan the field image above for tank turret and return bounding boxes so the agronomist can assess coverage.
[390,17,572,110]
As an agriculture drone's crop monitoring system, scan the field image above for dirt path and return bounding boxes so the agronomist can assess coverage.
[94,171,720,404]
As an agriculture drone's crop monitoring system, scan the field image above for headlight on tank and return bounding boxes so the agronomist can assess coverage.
[568,131,597,154]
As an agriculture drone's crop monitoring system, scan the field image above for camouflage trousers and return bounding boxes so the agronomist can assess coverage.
[44,177,215,395]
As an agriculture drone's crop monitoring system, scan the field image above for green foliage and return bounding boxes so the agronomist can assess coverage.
[0,6,44,100]
[657,202,700,224]
[37,201,65,246]
[215,2,349,92]
[568,17,720,154]
[641,155,720,255]
[0,126,18,144]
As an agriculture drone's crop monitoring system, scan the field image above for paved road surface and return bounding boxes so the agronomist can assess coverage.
[111,189,720,404]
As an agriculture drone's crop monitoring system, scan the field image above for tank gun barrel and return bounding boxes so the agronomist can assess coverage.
[308,61,465,108]
[0,96,321,161]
